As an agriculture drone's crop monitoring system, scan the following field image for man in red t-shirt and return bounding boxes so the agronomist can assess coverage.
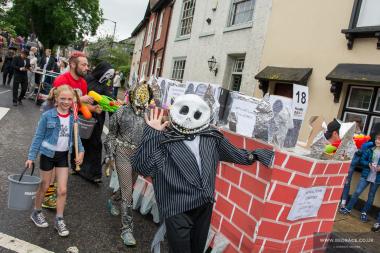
[53,51,93,104]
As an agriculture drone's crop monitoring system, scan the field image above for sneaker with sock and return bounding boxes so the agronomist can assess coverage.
[55,217,69,237]
[338,207,351,215]
[372,223,380,232]
[30,210,48,228]
[360,212,368,222]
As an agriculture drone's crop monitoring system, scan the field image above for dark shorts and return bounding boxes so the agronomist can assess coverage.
[40,151,69,171]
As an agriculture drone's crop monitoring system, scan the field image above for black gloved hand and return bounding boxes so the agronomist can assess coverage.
[250,149,275,167]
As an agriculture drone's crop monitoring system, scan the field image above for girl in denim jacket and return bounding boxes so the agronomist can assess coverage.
[25,85,84,237]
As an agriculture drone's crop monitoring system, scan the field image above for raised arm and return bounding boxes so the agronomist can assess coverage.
[131,107,169,177]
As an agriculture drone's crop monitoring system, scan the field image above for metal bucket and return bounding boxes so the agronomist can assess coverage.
[8,166,40,210]
[78,115,97,139]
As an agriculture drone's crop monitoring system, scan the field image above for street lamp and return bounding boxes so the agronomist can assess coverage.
[103,18,117,49]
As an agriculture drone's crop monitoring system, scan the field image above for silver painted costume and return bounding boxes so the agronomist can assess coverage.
[104,104,146,246]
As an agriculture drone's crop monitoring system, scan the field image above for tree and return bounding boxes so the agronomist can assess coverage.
[6,0,102,48]
[87,36,131,84]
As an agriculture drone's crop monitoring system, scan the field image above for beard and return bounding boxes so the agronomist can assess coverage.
[75,65,87,77]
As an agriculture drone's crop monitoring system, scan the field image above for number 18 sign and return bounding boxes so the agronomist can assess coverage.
[293,84,309,120]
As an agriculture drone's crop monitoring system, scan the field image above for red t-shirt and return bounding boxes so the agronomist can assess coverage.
[53,72,87,96]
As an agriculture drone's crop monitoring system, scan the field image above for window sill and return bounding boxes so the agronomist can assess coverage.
[199,31,215,38]
[341,26,380,50]
[223,22,253,33]
[175,35,191,42]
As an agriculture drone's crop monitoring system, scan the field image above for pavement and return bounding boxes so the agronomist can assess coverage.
[0,84,167,253]
[329,207,380,252]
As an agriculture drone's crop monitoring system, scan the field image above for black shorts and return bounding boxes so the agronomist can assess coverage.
[40,151,69,171]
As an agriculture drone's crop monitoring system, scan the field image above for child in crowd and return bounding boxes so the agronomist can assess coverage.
[339,129,380,222]
[340,123,380,209]
[25,85,84,237]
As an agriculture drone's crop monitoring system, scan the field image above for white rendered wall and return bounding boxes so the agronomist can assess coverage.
[129,27,146,86]
[162,0,272,95]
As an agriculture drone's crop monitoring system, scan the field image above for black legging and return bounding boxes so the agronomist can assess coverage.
[3,69,13,85]
[13,76,28,102]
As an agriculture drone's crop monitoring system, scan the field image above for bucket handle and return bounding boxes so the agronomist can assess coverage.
[19,163,35,182]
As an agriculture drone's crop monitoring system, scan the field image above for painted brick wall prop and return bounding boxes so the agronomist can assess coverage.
[135,129,350,252]
[208,130,351,252]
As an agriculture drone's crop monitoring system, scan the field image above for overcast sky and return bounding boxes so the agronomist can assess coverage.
[94,0,148,41]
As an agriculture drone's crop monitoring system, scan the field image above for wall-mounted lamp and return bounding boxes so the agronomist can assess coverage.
[208,56,218,76]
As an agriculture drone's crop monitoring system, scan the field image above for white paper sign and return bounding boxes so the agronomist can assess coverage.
[287,186,326,221]
[230,98,259,137]
[292,84,309,120]
[158,78,182,108]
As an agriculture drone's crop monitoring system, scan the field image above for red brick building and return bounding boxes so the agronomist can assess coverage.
[137,0,174,80]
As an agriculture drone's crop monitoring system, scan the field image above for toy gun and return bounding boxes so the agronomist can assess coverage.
[88,91,122,113]
[80,103,92,119]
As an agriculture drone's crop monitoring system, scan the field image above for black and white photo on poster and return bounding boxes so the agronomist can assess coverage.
[157,78,182,108]
[221,92,260,137]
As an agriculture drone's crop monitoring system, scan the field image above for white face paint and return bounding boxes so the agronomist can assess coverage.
[99,69,115,83]
[170,94,211,134]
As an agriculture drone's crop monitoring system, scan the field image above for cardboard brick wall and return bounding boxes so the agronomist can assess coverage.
[133,129,350,252]
[210,130,351,253]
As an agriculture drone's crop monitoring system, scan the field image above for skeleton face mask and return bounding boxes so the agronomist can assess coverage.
[170,94,211,134]
[99,69,115,83]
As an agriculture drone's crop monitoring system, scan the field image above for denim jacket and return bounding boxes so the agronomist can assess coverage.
[28,108,84,161]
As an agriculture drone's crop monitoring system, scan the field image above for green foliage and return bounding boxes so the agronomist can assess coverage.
[87,36,131,81]
[5,0,102,48]
[0,20,16,37]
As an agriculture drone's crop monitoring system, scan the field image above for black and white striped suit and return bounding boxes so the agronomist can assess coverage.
[131,126,256,219]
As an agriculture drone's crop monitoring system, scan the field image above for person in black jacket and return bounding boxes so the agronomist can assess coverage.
[131,94,274,253]
[1,47,16,86]
[73,61,114,182]
[12,49,30,106]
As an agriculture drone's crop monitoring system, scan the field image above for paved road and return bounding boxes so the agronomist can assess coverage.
[0,85,166,253]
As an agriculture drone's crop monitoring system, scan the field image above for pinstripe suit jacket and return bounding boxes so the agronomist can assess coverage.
[131,126,255,218]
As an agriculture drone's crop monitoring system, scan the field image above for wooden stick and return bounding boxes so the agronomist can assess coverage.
[74,121,80,171]
[73,91,81,172]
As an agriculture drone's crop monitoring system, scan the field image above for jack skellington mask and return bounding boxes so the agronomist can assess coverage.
[169,94,211,135]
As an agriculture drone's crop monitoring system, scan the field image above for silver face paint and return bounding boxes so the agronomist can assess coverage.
[170,94,211,134]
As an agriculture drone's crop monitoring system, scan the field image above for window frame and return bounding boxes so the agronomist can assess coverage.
[155,57,162,77]
[342,0,380,49]
[177,0,196,38]
[229,57,245,91]
[171,57,187,83]
[227,0,256,27]
[345,86,374,111]
[146,19,154,47]
[156,10,165,41]
[140,62,147,80]
[341,84,380,134]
